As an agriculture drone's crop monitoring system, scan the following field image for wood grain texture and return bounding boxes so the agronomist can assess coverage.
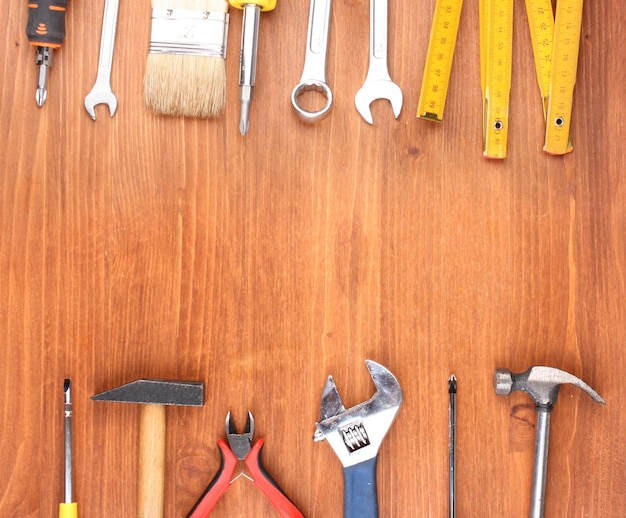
[1,0,625,516]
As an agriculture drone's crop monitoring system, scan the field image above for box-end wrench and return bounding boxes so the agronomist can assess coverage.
[84,0,119,120]
[354,0,402,124]
[291,0,333,123]
[314,360,402,518]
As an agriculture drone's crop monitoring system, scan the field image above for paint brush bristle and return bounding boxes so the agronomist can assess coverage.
[143,0,229,118]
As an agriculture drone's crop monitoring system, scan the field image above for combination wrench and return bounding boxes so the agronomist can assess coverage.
[291,0,333,123]
[84,0,119,119]
[354,0,402,124]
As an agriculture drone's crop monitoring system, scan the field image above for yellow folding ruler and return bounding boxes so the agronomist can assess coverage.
[416,0,464,122]
[480,0,514,159]
[417,0,513,158]
[525,0,576,154]
[418,0,582,156]
[542,0,584,154]
[525,0,554,120]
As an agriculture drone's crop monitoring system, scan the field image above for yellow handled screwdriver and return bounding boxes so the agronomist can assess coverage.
[229,0,277,135]
[26,0,69,106]
[60,379,77,518]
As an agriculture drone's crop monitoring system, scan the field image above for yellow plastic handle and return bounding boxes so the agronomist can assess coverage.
[229,0,276,11]
[59,502,77,518]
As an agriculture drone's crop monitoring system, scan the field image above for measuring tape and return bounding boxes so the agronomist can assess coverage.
[481,0,514,159]
[416,0,464,122]
[543,0,583,155]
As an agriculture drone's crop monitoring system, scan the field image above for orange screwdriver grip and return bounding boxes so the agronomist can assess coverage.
[26,0,68,47]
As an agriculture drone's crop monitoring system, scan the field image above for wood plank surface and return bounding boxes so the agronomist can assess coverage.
[1,0,625,516]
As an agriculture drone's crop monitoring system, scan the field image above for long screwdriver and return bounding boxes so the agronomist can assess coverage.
[26,0,69,106]
[448,375,457,518]
[229,0,277,135]
[60,379,77,518]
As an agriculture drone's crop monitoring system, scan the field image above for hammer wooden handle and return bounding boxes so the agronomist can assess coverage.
[138,404,166,518]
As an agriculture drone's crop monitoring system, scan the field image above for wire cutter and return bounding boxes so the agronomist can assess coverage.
[186,411,304,518]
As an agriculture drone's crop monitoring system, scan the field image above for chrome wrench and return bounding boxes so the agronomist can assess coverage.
[354,0,402,124]
[314,360,402,518]
[291,0,333,123]
[84,0,119,119]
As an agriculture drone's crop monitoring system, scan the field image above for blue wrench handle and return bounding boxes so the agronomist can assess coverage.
[343,457,379,518]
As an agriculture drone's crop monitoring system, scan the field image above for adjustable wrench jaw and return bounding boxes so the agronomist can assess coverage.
[314,360,402,468]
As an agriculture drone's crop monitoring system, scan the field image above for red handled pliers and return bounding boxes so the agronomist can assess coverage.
[186,411,305,518]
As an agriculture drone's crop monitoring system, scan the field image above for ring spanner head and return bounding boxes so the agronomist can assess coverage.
[291,0,333,123]
[314,360,402,468]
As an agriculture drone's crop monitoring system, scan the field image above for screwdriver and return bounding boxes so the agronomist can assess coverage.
[26,0,69,106]
[60,379,77,518]
[229,0,277,135]
[448,374,457,518]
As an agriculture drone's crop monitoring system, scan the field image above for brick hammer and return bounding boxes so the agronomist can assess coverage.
[92,379,204,517]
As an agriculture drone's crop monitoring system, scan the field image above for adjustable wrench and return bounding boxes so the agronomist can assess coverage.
[314,360,402,518]
[354,0,402,124]
[84,0,119,119]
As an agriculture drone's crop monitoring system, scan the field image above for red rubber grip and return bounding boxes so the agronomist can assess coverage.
[245,440,305,518]
[186,440,237,518]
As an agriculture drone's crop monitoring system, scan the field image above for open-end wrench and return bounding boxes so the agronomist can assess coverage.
[84,0,119,120]
[291,0,333,123]
[354,0,402,124]
[314,360,402,518]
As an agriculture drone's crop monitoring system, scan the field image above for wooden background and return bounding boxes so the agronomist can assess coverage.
[1,0,624,516]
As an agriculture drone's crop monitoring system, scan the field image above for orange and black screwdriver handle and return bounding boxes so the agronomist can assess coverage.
[26,0,68,48]
[187,439,304,518]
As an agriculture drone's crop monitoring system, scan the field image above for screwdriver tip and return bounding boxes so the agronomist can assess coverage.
[239,104,250,136]
[239,85,253,136]
[36,88,48,107]
[448,375,457,393]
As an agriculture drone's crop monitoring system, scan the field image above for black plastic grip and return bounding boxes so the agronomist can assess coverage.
[26,0,69,47]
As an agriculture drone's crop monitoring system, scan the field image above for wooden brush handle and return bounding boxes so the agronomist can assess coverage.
[138,404,166,518]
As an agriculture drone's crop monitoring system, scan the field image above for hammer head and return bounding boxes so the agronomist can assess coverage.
[494,366,605,407]
[91,379,204,407]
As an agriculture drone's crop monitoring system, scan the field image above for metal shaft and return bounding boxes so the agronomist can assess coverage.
[35,46,52,106]
[64,378,73,504]
[238,4,260,135]
[448,375,457,518]
[530,406,552,518]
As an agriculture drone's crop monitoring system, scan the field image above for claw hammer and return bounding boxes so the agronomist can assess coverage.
[495,366,605,518]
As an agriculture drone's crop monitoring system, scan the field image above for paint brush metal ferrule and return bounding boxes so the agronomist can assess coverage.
[149,8,229,58]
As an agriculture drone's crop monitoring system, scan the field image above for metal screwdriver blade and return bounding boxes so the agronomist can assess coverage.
[64,378,73,504]
[237,5,260,136]
[448,375,457,518]
[35,47,52,107]
[239,89,251,136]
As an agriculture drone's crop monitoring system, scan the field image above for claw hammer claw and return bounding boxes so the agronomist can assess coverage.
[314,360,402,518]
